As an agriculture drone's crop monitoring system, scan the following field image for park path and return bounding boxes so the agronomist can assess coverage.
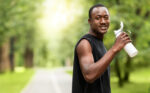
[21,67,72,93]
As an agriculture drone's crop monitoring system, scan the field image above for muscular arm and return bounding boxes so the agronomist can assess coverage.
[77,32,131,83]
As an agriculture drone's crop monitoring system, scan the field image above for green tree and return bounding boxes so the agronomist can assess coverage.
[0,0,44,72]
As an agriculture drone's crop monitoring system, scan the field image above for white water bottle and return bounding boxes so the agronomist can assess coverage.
[114,21,138,57]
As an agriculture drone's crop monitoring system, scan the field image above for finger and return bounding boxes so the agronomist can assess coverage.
[119,32,125,37]
[121,32,129,38]
[125,40,132,44]
[121,35,130,41]
[123,37,130,41]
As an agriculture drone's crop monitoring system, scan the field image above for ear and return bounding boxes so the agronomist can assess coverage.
[88,18,91,24]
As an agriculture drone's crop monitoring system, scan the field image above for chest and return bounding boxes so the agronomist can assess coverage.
[91,40,107,62]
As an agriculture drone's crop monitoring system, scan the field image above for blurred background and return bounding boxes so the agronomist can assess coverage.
[0,0,150,93]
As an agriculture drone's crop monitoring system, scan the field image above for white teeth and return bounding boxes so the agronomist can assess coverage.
[101,27,107,29]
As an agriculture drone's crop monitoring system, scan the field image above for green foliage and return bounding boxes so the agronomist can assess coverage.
[58,0,91,64]
[0,0,46,67]
[59,17,89,64]
[34,40,51,67]
[13,0,44,51]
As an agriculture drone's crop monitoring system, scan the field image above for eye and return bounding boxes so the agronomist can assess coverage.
[104,15,109,20]
[95,16,101,20]
[95,17,100,20]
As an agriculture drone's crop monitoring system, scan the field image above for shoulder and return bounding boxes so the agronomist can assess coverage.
[76,39,92,55]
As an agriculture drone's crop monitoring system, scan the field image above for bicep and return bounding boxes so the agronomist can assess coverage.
[77,39,94,75]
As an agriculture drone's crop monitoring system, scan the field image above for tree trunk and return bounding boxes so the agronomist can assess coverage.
[124,56,131,82]
[114,56,123,87]
[0,41,10,73]
[24,48,33,68]
[0,46,3,72]
[116,0,120,5]
[9,37,15,72]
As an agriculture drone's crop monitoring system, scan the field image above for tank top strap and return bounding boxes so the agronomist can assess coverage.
[75,34,94,50]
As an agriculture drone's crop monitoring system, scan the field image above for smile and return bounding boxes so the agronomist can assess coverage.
[99,26,107,30]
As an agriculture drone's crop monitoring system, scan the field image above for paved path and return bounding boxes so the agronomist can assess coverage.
[21,67,72,93]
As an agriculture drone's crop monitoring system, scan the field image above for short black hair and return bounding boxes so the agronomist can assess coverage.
[89,4,105,19]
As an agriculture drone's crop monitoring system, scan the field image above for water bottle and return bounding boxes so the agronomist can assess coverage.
[114,21,138,57]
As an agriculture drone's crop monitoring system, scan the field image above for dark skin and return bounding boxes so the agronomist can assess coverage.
[76,7,131,83]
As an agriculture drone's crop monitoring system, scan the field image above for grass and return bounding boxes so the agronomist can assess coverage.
[66,70,73,75]
[66,67,150,93]
[0,67,34,93]
[111,82,150,93]
[111,67,150,93]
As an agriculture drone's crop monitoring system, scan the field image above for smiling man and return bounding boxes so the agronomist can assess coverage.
[72,4,131,93]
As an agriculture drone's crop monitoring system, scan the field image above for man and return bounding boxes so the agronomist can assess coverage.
[72,4,131,93]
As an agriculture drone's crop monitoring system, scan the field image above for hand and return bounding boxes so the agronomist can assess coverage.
[112,32,132,53]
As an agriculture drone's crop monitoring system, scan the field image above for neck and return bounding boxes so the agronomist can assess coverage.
[88,28,104,39]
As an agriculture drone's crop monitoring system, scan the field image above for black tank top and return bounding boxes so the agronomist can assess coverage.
[72,34,111,93]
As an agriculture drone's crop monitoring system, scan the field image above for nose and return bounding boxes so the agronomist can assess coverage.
[100,18,105,24]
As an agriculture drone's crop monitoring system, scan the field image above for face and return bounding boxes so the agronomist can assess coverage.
[89,7,110,35]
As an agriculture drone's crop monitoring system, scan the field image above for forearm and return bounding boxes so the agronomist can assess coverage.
[86,47,117,83]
